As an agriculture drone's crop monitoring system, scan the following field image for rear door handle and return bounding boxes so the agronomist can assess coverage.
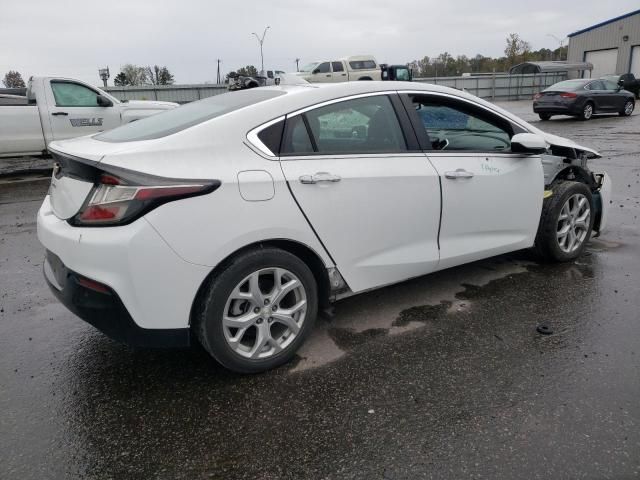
[444,169,474,179]
[51,112,68,116]
[299,172,342,184]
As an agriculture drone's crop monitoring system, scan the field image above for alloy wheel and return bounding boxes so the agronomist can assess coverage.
[624,101,634,116]
[583,104,593,120]
[222,267,307,359]
[556,193,591,253]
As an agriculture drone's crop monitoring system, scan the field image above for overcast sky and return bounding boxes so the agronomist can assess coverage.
[1,0,638,86]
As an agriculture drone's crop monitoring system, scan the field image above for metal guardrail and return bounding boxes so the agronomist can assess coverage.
[104,72,568,104]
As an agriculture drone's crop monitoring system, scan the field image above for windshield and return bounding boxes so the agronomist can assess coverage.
[546,80,589,91]
[95,89,285,143]
[299,63,319,73]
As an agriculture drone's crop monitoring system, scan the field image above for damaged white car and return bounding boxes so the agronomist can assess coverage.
[37,81,611,373]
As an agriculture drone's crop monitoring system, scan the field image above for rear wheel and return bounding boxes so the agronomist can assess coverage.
[580,102,594,121]
[195,248,318,373]
[619,99,634,116]
[534,181,594,262]
[538,113,551,121]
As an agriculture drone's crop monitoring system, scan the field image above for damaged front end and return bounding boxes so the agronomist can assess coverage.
[540,137,611,236]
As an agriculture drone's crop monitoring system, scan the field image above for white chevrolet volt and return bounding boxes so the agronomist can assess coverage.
[37,81,611,373]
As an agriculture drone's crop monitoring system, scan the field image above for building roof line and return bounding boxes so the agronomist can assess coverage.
[568,9,640,38]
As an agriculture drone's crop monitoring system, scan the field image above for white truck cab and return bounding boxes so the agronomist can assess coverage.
[0,76,178,158]
[298,55,382,83]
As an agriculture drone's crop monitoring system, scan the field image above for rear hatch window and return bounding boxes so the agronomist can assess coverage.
[95,89,285,143]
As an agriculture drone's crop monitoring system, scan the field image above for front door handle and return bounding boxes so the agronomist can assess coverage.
[299,172,342,184]
[444,169,474,179]
[51,112,68,116]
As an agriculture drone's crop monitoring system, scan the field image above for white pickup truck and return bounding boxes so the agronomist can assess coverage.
[296,55,412,84]
[297,55,383,83]
[0,76,178,158]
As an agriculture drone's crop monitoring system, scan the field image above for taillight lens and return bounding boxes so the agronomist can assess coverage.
[72,173,218,226]
[560,92,577,99]
[533,93,542,100]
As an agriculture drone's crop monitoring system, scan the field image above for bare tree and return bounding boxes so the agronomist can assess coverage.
[504,33,531,68]
[119,64,148,86]
[3,70,26,88]
[144,65,175,85]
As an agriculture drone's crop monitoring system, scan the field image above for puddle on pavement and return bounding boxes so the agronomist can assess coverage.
[291,255,534,372]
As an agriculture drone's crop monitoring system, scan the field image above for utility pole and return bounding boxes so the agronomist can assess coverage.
[216,59,221,84]
[295,58,300,72]
[252,26,270,74]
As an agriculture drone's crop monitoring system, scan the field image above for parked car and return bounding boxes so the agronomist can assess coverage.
[533,78,635,121]
[0,76,178,158]
[38,81,611,373]
[601,73,640,99]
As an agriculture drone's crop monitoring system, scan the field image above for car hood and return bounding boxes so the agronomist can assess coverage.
[531,128,601,159]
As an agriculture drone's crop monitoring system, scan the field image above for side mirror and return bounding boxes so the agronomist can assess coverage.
[511,133,548,155]
[97,95,113,107]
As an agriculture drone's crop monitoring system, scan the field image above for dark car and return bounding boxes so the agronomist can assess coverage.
[601,73,640,99]
[533,78,635,121]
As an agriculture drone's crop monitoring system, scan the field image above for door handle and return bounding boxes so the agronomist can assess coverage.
[444,169,474,179]
[51,112,68,116]
[326,74,331,77]
[299,172,342,184]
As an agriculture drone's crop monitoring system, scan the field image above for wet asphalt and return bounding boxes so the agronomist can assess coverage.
[1,102,639,479]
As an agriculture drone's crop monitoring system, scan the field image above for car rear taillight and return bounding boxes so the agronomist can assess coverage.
[533,93,542,100]
[560,92,577,98]
[71,172,219,226]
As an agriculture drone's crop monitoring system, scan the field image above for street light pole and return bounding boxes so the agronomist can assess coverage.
[547,34,566,60]
[252,26,270,73]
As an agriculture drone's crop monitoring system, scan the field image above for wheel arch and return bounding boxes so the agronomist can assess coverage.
[189,239,332,327]
[548,165,595,189]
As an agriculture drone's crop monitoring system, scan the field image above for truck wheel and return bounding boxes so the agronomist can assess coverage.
[358,77,373,81]
[534,181,594,262]
[194,247,318,374]
[619,99,634,117]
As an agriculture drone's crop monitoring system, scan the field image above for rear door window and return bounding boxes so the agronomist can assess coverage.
[281,95,407,155]
[331,62,344,72]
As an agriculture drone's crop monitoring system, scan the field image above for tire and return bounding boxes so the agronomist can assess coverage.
[534,181,595,262]
[194,247,318,374]
[538,113,551,121]
[619,99,634,117]
[358,77,373,81]
[580,102,594,121]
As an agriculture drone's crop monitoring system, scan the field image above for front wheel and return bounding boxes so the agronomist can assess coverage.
[194,248,318,373]
[619,99,634,116]
[534,181,594,262]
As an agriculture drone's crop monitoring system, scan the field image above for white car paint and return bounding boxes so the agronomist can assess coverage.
[36,81,611,351]
[0,76,178,158]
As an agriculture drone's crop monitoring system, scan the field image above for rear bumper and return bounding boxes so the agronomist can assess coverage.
[44,250,190,348]
[533,102,582,115]
[37,195,211,343]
